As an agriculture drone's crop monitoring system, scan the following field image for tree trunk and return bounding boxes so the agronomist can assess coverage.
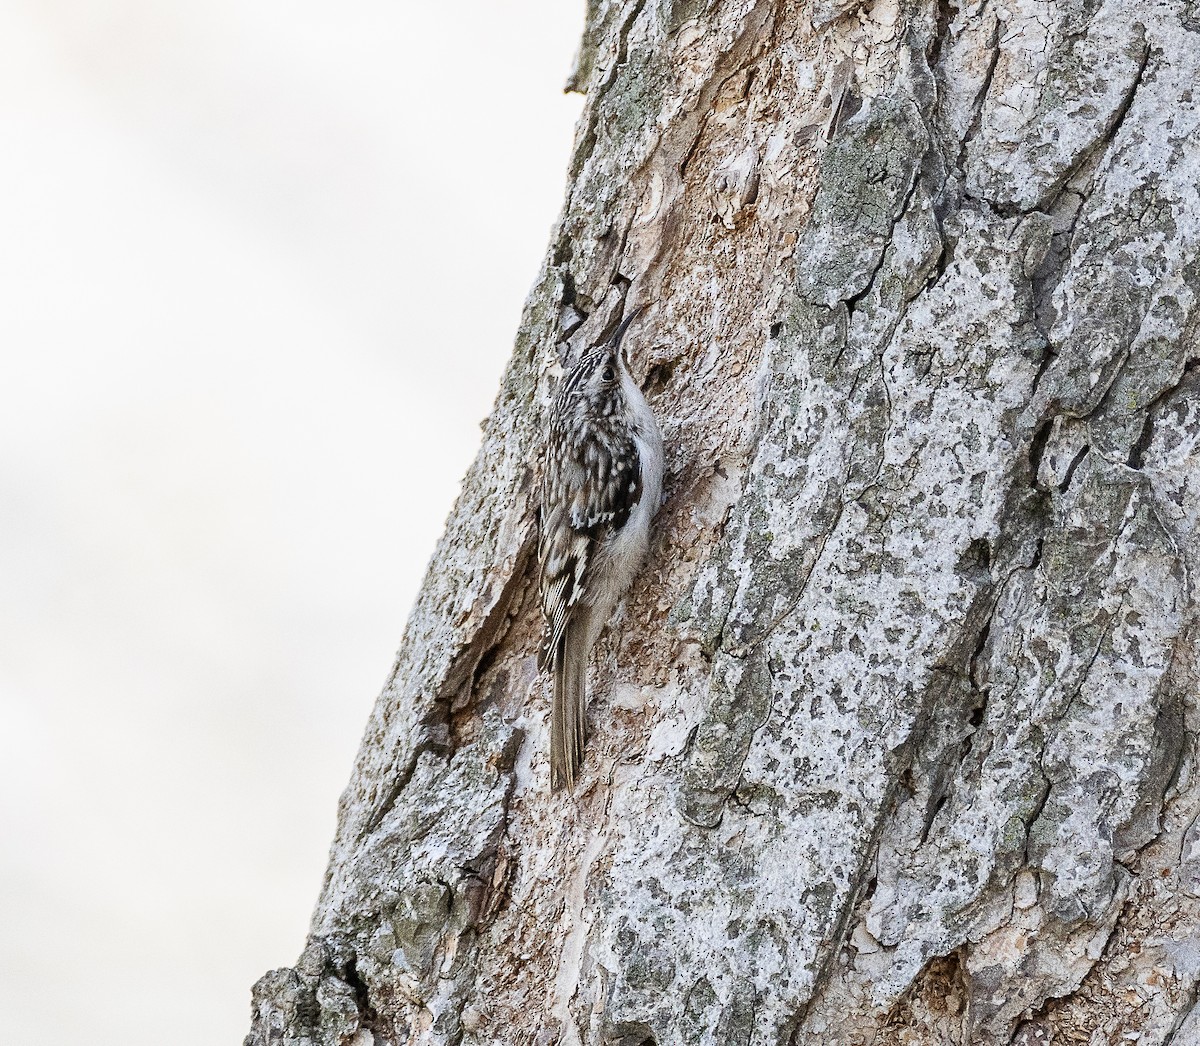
[246,1,1200,1043]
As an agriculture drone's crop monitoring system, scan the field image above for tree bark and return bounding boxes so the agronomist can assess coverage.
[246,1,1200,1043]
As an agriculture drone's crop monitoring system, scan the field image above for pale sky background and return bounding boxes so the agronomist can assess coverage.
[0,2,583,1042]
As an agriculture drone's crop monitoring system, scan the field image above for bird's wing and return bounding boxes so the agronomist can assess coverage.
[538,424,642,666]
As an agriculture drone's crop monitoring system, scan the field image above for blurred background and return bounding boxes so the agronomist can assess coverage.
[0,1,582,1042]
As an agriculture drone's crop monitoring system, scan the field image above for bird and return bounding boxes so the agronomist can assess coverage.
[538,305,664,792]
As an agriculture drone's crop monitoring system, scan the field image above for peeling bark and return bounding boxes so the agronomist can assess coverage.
[247,1,1200,1043]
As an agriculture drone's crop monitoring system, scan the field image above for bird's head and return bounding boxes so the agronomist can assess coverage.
[559,305,647,417]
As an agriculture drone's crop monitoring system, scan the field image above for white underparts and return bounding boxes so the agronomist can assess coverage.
[582,369,664,641]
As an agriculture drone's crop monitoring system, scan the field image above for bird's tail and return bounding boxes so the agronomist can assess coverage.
[550,623,589,792]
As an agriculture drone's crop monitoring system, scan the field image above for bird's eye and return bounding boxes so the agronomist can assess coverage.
[601,366,615,382]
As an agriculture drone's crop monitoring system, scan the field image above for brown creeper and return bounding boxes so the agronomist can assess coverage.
[538,306,664,792]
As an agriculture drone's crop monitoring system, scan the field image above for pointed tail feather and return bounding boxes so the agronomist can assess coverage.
[550,626,589,792]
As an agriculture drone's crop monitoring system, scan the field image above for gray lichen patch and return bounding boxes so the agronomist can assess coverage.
[796,92,930,307]
[966,0,1149,213]
[1036,36,1200,421]
[679,647,772,826]
[857,456,1187,1031]
[266,713,520,1046]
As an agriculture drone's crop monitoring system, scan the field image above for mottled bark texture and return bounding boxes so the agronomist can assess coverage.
[247,1,1200,1043]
